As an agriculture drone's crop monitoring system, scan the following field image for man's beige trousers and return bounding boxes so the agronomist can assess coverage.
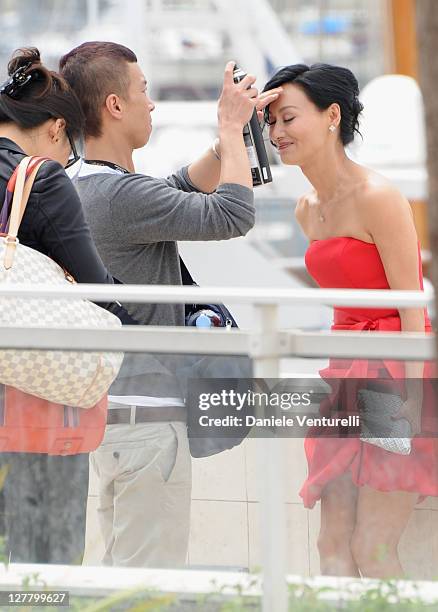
[90,420,191,567]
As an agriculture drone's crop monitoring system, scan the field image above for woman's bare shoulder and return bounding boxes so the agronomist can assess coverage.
[353,169,407,207]
[357,170,413,227]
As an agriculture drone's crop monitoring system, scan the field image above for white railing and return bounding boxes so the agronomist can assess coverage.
[0,283,433,306]
[0,284,435,612]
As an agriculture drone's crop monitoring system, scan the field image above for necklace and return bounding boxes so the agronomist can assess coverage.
[309,194,331,223]
[316,194,336,223]
[316,201,327,222]
[315,177,368,223]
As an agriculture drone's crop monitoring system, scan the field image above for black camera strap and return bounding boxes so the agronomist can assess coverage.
[84,159,130,174]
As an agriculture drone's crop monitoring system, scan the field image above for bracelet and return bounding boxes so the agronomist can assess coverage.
[211,138,221,161]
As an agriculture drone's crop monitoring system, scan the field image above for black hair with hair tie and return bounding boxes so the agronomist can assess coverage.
[0,62,37,99]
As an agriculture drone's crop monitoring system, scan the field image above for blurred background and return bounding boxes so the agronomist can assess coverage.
[0,0,389,96]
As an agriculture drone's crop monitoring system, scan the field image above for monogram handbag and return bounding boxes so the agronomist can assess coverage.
[357,388,412,455]
[0,156,123,408]
[0,384,107,455]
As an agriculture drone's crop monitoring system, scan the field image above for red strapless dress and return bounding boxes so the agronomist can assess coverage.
[299,237,438,509]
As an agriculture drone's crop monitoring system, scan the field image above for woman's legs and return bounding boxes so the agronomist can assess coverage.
[350,485,417,578]
[318,470,360,576]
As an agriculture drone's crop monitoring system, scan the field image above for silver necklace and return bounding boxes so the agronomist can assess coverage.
[309,199,327,222]
[318,203,326,222]
[314,197,329,223]
[317,196,336,222]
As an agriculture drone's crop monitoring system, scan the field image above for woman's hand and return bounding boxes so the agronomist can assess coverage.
[255,88,283,122]
[392,398,422,436]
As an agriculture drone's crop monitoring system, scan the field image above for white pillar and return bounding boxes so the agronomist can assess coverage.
[252,304,288,612]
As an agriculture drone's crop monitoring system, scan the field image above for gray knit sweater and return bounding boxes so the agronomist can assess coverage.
[74,164,254,327]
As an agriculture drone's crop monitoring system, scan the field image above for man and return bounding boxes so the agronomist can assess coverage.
[60,41,279,568]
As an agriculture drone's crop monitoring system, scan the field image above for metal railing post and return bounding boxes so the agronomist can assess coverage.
[251,304,288,612]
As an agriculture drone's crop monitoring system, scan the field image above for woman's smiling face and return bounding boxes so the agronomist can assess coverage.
[267,83,334,166]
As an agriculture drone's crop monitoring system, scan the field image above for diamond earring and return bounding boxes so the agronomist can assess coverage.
[329,125,336,133]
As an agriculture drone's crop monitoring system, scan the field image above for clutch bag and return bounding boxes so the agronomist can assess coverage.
[357,388,412,455]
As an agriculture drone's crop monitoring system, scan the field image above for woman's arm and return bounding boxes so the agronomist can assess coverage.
[362,184,425,419]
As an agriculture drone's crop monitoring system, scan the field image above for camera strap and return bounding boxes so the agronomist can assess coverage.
[84,159,130,174]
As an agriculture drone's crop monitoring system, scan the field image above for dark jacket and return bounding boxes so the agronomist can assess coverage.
[0,137,112,284]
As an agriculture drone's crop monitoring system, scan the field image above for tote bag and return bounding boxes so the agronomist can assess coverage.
[0,384,107,455]
[0,156,123,408]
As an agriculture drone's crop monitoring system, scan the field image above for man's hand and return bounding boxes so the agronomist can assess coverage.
[217,61,259,130]
[190,61,281,191]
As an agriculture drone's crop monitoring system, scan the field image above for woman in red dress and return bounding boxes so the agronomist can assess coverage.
[261,64,438,578]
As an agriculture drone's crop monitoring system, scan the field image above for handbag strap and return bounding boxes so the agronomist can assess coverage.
[3,156,47,270]
[0,156,44,232]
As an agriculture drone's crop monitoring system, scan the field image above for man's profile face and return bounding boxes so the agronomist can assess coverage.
[123,62,155,149]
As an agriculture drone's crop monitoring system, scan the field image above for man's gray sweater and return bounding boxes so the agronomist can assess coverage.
[74,164,254,326]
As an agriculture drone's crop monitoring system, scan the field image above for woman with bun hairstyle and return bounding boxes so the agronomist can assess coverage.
[0,48,128,564]
[261,64,438,578]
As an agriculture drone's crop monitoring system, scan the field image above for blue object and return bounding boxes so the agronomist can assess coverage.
[195,313,213,328]
[300,15,349,35]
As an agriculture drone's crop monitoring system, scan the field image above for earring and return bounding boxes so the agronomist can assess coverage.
[329,125,336,133]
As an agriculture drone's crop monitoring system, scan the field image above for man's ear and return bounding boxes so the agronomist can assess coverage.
[48,118,66,143]
[105,93,123,120]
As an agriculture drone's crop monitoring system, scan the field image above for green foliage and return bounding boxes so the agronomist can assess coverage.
[73,588,176,612]
[21,571,47,590]
[287,579,438,612]
[1,575,438,612]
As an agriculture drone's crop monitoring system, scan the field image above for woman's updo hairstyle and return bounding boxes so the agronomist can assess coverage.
[0,47,84,139]
[263,63,363,146]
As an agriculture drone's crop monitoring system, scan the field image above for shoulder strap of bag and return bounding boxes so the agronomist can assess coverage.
[0,157,31,234]
[4,156,47,270]
[15,157,48,230]
[0,156,44,232]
